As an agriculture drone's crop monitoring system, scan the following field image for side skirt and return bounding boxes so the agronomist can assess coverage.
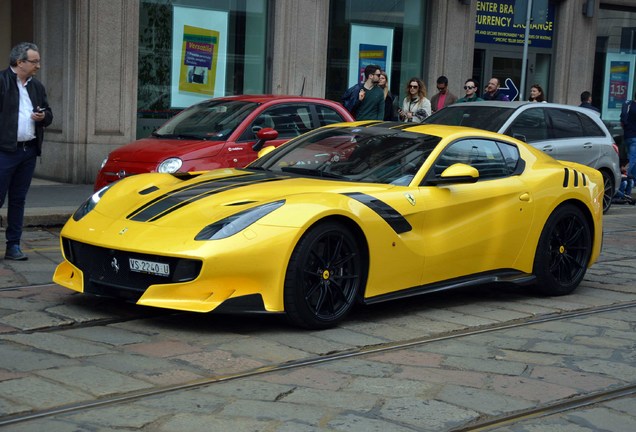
[362,270,536,305]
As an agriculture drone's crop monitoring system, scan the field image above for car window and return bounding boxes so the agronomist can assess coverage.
[431,139,514,180]
[505,108,549,142]
[424,106,514,132]
[316,105,348,126]
[578,112,607,137]
[546,108,584,139]
[267,104,313,139]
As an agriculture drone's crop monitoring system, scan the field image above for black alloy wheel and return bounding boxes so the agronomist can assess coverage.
[533,204,592,296]
[284,221,363,329]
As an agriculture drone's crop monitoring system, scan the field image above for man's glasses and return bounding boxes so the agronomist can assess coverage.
[24,59,41,64]
[409,84,419,88]
[464,85,475,90]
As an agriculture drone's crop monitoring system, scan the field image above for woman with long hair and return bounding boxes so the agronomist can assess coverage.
[378,71,397,121]
[398,77,431,123]
[528,84,546,102]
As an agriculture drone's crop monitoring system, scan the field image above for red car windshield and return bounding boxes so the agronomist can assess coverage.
[153,100,258,141]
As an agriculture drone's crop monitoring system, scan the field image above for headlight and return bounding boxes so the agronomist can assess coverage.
[72,184,113,221]
[195,200,285,240]
[100,157,108,169]
[158,158,183,173]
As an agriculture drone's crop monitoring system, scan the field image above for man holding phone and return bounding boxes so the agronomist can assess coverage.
[0,42,53,260]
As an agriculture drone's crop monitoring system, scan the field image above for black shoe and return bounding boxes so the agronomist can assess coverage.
[5,245,28,261]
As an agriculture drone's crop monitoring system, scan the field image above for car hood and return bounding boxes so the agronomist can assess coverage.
[107,137,227,162]
[89,168,398,228]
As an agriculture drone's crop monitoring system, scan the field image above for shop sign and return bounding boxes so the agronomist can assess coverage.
[475,0,555,48]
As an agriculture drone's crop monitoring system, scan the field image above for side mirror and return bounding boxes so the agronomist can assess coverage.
[252,128,279,152]
[512,133,527,142]
[257,146,277,158]
[426,163,479,185]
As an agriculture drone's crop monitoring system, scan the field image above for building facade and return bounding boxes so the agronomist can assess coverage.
[0,0,635,183]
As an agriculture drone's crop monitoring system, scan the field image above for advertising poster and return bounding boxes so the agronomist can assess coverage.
[178,25,219,95]
[348,25,393,86]
[475,0,555,48]
[171,6,228,107]
[358,44,387,83]
[602,54,635,120]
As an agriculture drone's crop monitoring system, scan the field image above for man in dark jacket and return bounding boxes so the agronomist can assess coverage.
[0,42,53,260]
[482,77,510,101]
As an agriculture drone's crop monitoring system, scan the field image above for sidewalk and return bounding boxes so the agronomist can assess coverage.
[0,178,94,228]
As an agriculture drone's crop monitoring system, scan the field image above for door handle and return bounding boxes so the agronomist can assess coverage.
[519,193,530,202]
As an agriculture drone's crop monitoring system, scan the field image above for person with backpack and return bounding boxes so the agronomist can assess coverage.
[620,93,636,181]
[341,64,384,120]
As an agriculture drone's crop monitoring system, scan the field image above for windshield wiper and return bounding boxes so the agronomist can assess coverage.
[280,166,348,180]
[151,132,207,140]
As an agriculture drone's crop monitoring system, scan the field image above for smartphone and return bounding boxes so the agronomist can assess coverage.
[33,107,46,113]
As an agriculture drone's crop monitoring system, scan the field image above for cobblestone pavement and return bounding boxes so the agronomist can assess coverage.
[0,205,634,431]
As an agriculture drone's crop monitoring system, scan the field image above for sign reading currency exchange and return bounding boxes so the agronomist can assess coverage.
[475,0,555,49]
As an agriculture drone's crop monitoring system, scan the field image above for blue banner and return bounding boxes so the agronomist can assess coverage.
[475,0,555,49]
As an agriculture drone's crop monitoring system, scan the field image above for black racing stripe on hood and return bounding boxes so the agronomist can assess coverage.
[344,192,412,234]
[128,173,286,222]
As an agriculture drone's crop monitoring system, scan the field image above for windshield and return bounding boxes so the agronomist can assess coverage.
[424,105,514,132]
[154,100,258,141]
[251,127,441,186]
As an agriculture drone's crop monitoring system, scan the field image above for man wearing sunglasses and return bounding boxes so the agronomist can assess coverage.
[456,79,484,103]
[430,76,457,113]
[0,42,53,261]
[341,64,385,121]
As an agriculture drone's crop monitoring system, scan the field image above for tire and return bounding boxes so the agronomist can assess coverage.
[533,204,592,296]
[602,170,614,213]
[284,221,364,329]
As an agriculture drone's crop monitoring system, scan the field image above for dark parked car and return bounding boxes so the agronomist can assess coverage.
[95,95,354,190]
[424,101,621,212]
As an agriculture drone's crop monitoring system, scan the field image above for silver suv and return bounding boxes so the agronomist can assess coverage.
[424,101,621,212]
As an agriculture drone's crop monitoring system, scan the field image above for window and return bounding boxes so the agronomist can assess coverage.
[316,104,349,126]
[506,108,549,142]
[432,139,516,180]
[547,109,584,139]
[137,0,268,138]
[578,112,607,137]
[266,105,313,139]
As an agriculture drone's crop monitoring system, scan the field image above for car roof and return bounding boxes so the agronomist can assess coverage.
[451,100,597,114]
[208,94,342,104]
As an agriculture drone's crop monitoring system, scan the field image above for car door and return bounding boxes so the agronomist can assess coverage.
[414,138,535,285]
[543,108,602,167]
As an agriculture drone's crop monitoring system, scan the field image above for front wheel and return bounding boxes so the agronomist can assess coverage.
[284,221,364,329]
[533,204,592,296]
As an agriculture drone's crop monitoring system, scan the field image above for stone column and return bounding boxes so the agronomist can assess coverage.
[33,0,139,184]
[271,0,329,97]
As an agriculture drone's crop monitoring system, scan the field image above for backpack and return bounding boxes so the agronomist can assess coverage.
[341,83,363,114]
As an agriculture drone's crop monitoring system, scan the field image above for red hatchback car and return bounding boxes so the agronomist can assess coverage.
[94,95,354,190]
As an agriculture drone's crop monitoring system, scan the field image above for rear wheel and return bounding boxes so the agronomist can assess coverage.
[284,221,363,329]
[533,204,592,296]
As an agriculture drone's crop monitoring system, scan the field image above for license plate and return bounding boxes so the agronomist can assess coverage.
[129,258,170,277]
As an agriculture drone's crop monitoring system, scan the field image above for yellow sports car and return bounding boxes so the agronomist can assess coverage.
[54,123,603,329]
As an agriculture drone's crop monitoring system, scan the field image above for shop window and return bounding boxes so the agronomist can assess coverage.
[136,0,268,139]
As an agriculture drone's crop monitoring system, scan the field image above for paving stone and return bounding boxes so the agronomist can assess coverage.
[320,357,400,378]
[1,332,113,358]
[279,386,380,411]
[365,349,444,368]
[62,325,150,346]
[328,412,418,432]
[175,350,265,375]
[565,407,636,431]
[438,383,536,415]
[490,375,579,403]
[379,397,481,430]
[413,308,499,327]
[259,367,350,391]
[442,355,529,375]
[527,341,614,359]
[0,376,92,409]
[0,395,30,417]
[38,365,154,396]
[217,336,310,363]
[220,399,325,424]
[157,413,274,432]
[346,375,436,397]
[62,403,165,429]
[574,358,636,382]
[0,311,73,331]
[0,343,74,372]
[394,365,488,388]
[529,365,620,392]
[201,379,296,401]
[123,339,202,358]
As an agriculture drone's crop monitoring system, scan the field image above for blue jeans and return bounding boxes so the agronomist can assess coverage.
[0,144,37,248]
[627,136,636,179]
